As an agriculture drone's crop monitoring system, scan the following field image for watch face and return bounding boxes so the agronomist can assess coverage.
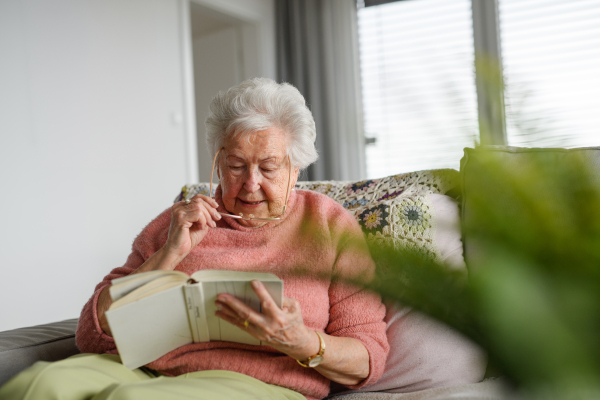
[308,355,324,368]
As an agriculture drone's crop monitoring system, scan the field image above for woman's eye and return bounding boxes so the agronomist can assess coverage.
[262,168,280,176]
[261,164,279,172]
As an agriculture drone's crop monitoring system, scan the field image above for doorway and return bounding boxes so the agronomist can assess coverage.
[188,0,276,182]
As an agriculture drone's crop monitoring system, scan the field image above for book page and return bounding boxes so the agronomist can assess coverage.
[191,269,281,283]
[109,275,186,309]
[202,279,283,345]
[216,281,260,345]
[110,270,188,302]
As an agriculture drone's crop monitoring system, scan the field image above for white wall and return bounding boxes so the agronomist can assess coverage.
[0,0,195,331]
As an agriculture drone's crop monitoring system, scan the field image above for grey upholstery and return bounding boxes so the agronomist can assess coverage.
[0,318,80,387]
[0,317,507,399]
[328,379,509,400]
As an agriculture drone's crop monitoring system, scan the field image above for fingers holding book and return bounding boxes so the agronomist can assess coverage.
[215,280,318,361]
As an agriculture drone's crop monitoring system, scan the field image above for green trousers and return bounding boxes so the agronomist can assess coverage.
[0,353,306,400]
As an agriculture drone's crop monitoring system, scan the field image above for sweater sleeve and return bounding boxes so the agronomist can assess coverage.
[75,209,171,354]
[326,213,390,389]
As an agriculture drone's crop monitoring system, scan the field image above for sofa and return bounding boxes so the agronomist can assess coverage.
[3,146,599,399]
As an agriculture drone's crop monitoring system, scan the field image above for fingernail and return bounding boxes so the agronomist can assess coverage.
[215,301,222,310]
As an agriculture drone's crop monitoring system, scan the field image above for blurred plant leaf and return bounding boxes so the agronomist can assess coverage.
[357,149,600,399]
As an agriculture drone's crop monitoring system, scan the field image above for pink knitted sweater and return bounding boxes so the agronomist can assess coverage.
[76,189,389,400]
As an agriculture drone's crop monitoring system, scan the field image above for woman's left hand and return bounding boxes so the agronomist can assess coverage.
[215,280,318,361]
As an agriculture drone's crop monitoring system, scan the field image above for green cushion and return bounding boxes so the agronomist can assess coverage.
[460,145,600,268]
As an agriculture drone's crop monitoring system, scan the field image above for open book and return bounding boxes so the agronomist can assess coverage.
[105,269,283,369]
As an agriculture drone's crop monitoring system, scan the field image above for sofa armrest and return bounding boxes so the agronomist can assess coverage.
[0,318,80,387]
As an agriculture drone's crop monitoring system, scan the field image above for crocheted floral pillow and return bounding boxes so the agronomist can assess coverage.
[295,169,460,264]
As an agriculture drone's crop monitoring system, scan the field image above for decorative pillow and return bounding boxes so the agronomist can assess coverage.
[175,169,487,393]
[354,193,485,394]
[360,302,486,394]
[294,169,460,265]
[429,193,468,271]
[174,184,215,202]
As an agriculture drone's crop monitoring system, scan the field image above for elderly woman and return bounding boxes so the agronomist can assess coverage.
[0,78,388,400]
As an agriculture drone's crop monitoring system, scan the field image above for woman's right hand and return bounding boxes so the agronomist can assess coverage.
[163,195,221,260]
[98,195,222,335]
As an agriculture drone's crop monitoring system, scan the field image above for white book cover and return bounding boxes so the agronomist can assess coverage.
[105,270,283,370]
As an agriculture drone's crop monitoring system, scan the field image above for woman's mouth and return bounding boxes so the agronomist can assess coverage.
[239,199,265,206]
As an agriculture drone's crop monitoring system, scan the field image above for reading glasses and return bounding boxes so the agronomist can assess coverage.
[209,148,292,222]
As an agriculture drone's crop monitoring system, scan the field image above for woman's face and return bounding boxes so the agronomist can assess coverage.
[219,127,299,228]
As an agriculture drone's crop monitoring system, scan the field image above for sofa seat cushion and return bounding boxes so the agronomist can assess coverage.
[326,378,509,400]
[0,318,80,387]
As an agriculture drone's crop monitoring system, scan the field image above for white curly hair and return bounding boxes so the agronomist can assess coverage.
[205,78,318,170]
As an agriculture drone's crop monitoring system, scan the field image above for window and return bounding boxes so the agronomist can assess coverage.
[358,0,600,178]
[499,0,600,148]
[358,0,478,178]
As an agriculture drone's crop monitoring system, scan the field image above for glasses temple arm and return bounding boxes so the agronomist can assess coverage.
[282,155,292,215]
[210,148,223,198]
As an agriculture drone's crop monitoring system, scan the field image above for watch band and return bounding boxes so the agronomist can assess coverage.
[297,331,326,368]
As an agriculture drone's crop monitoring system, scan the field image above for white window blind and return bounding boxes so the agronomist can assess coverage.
[358,0,478,178]
[499,0,600,147]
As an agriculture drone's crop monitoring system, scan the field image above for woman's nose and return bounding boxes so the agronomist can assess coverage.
[243,168,261,193]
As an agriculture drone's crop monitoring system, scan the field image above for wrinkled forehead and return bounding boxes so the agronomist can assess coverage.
[223,128,289,162]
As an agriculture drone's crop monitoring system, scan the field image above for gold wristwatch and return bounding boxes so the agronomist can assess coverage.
[297,331,326,368]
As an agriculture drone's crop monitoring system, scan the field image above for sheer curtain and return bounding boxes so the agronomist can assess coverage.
[499,0,600,148]
[276,0,367,181]
[358,0,479,178]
